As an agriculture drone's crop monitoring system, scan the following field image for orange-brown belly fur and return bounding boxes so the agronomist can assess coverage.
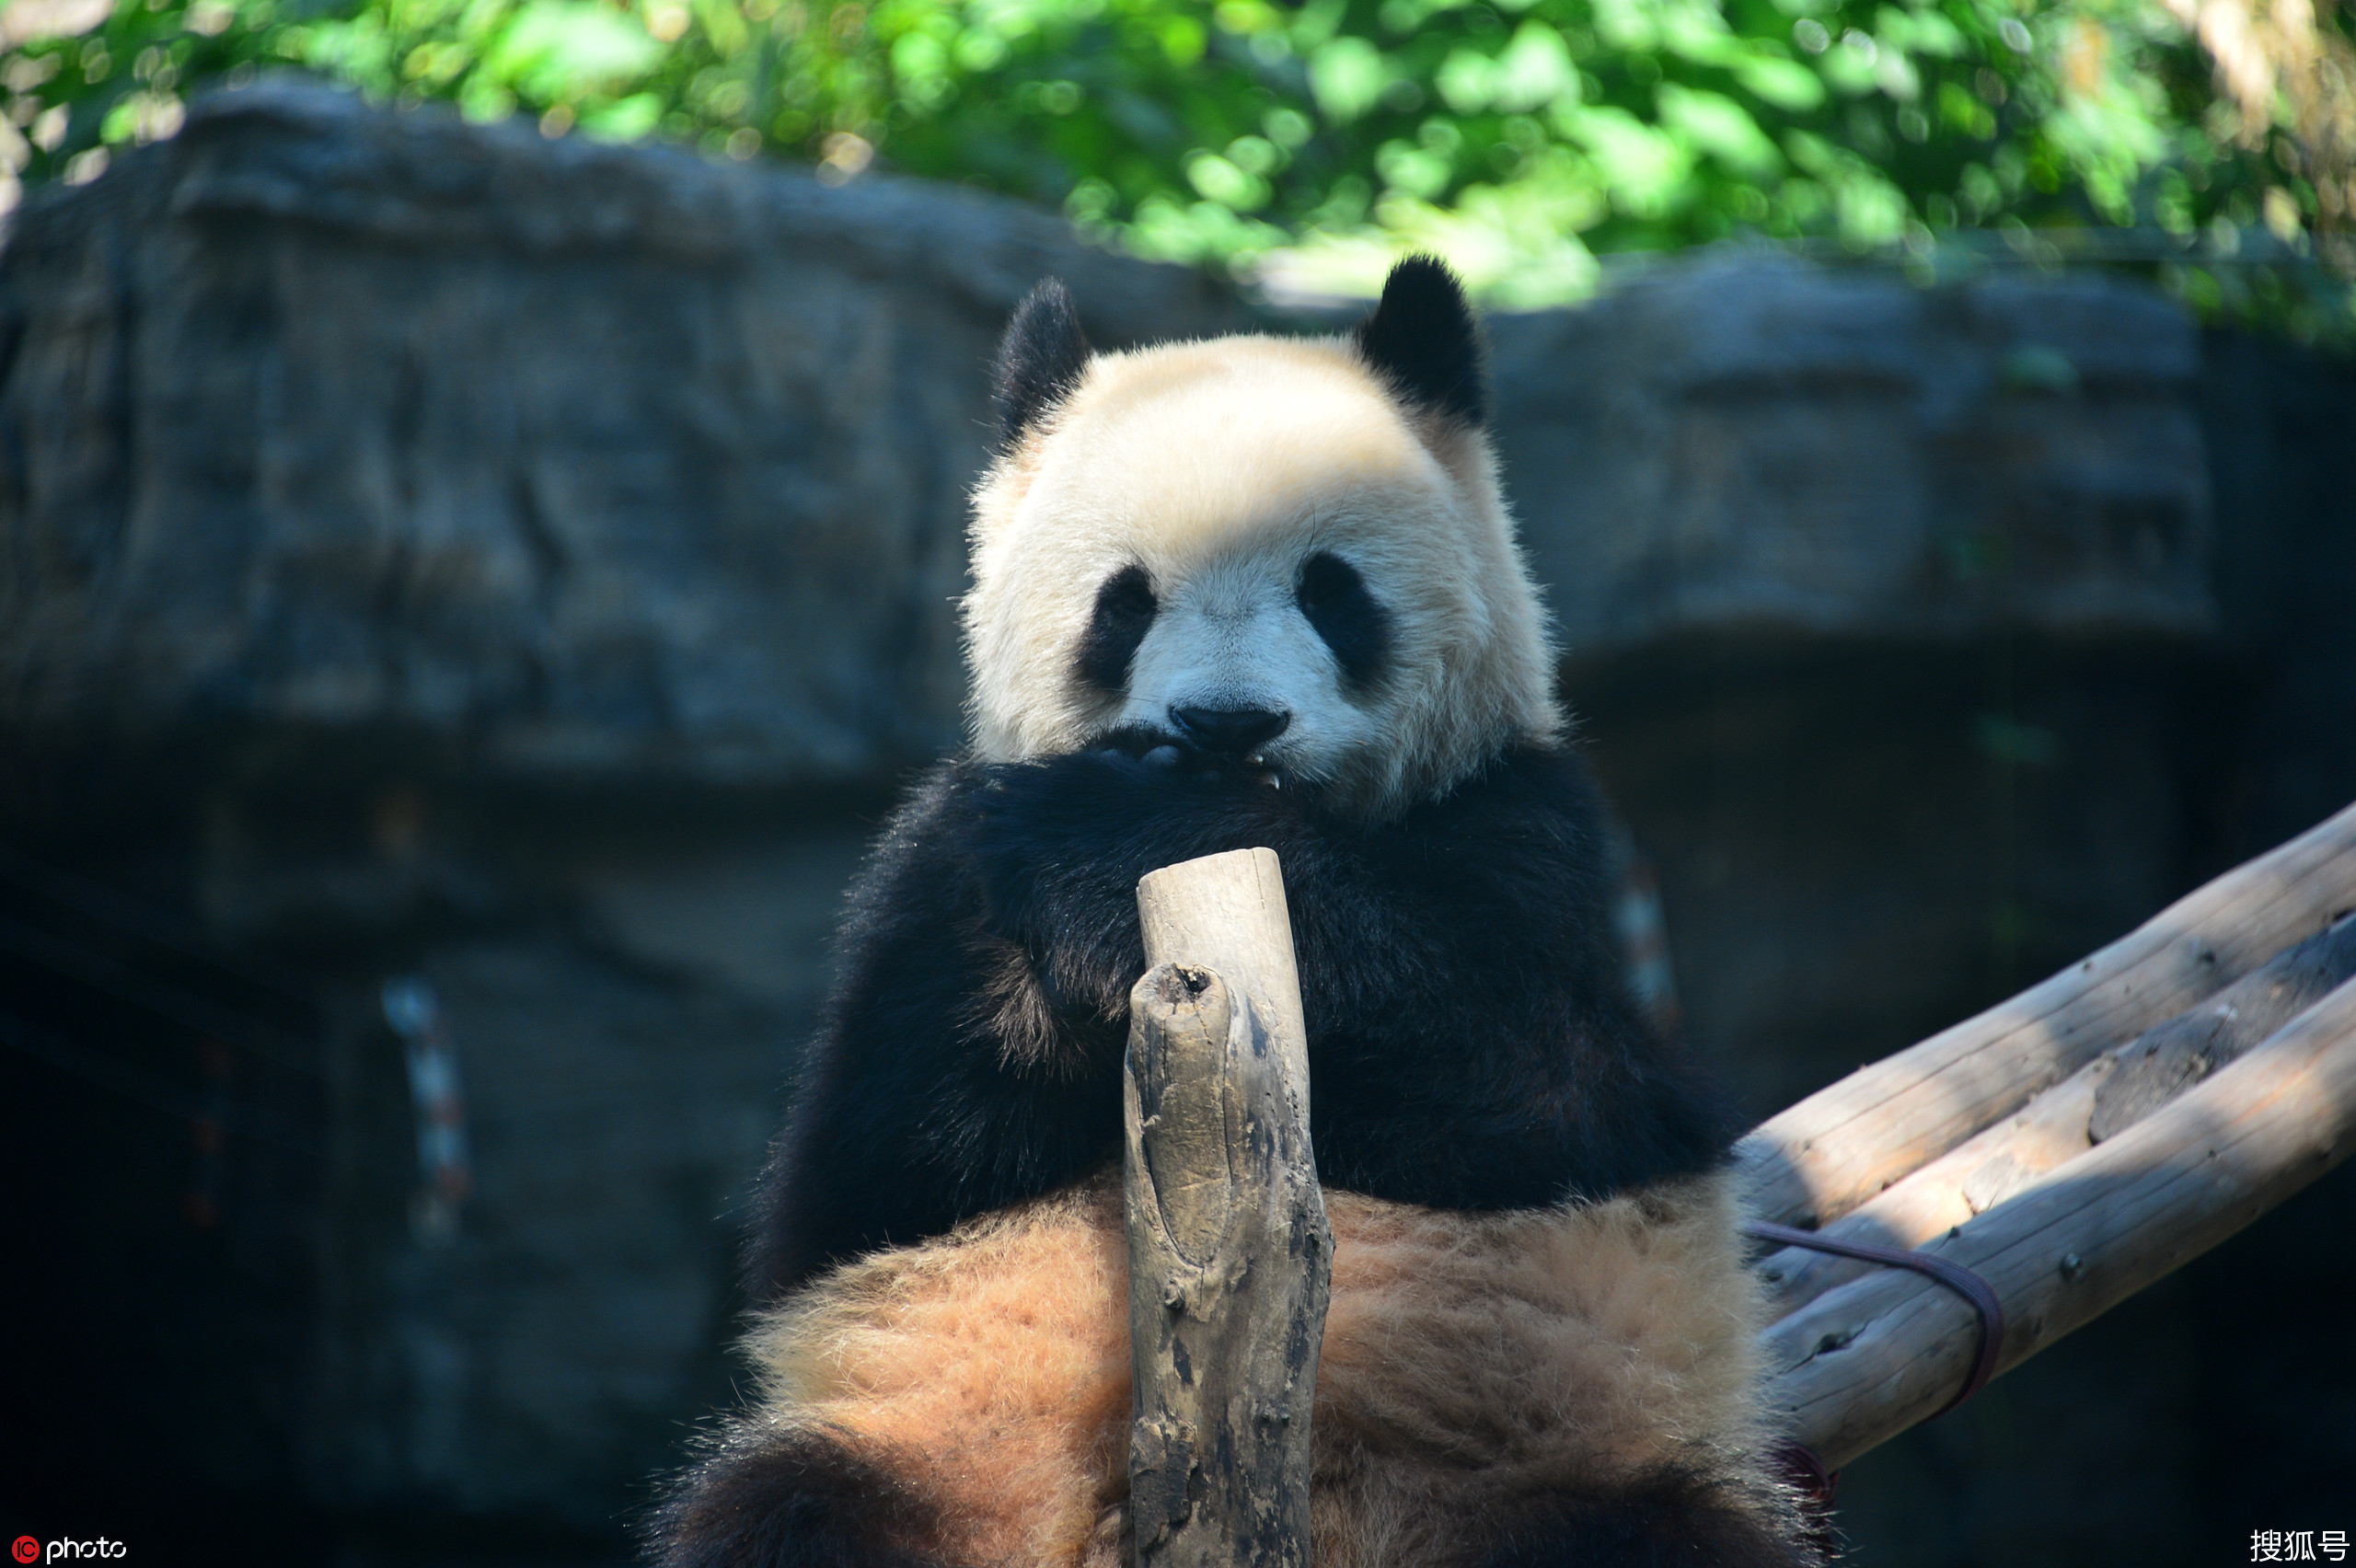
[741,1170,1777,1568]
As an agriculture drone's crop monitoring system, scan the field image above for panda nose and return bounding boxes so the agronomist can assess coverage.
[1170,706,1290,756]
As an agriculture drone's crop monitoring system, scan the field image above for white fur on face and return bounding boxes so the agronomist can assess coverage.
[1107,548,1381,788]
[965,333,1560,820]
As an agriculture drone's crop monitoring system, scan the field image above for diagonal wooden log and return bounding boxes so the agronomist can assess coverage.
[1739,799,2356,1232]
[1125,848,1332,1568]
[1757,912,2356,1318]
[1759,974,2356,1470]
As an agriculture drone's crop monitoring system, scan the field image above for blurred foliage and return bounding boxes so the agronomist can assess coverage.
[0,0,2350,335]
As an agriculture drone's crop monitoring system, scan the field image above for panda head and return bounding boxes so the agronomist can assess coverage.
[964,258,1560,822]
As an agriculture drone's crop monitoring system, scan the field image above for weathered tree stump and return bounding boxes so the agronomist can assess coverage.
[1123,847,1331,1568]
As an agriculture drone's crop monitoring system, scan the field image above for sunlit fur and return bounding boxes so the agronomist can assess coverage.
[731,1172,1793,1568]
[965,335,1560,822]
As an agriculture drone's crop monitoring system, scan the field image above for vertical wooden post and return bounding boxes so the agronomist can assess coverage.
[1125,847,1331,1568]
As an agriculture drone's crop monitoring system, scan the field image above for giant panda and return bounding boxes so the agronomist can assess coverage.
[653,259,1819,1568]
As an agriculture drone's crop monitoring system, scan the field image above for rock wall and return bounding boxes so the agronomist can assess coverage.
[3,80,2350,1568]
[0,80,1244,789]
[1494,259,2212,652]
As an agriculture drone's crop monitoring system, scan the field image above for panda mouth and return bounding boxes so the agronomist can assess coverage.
[1091,726,1285,790]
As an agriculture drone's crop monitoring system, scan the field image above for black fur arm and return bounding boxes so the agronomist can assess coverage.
[745,763,1133,1301]
[748,745,1739,1301]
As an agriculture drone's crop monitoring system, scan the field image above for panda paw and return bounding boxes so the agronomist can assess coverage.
[649,1430,956,1568]
[1088,726,1283,790]
[958,745,1292,870]
[1473,1470,1830,1568]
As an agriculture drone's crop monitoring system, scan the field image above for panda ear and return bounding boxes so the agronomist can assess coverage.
[1352,256,1487,426]
[992,279,1094,449]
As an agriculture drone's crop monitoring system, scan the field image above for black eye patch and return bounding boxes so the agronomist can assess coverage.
[1072,565,1158,694]
[1296,551,1391,686]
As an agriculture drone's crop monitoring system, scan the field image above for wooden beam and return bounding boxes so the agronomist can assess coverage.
[1739,800,2356,1231]
[1757,913,2356,1319]
[1758,974,2356,1470]
[1125,849,1331,1568]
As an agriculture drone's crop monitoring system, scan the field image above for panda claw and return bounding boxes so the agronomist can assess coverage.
[1144,745,1181,769]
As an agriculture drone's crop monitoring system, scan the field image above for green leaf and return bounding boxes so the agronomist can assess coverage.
[1558,102,1692,213]
[1657,83,1781,175]
[1731,52,1826,111]
[1159,14,1204,67]
[1435,46,1494,115]
[1186,147,1270,209]
[581,89,663,139]
[1491,20,1574,111]
[1309,34,1382,123]
[480,0,663,101]
[1374,137,1451,197]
